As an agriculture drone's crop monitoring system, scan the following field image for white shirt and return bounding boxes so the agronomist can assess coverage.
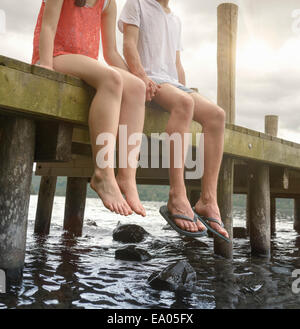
[118,0,183,86]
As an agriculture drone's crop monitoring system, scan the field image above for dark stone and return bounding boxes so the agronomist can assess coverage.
[233,227,248,239]
[183,239,209,248]
[115,245,152,261]
[86,219,97,227]
[162,224,172,231]
[148,260,197,291]
[113,223,149,243]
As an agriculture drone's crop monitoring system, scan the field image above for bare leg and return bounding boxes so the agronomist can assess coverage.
[113,67,147,217]
[53,54,132,216]
[190,92,229,238]
[153,84,206,233]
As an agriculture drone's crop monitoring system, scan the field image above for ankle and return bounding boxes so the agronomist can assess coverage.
[116,173,136,185]
[93,168,115,181]
[199,193,217,205]
[169,186,187,199]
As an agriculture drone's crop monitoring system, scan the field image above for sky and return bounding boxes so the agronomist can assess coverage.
[0,0,299,142]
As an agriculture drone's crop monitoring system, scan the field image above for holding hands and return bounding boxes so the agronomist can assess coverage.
[141,76,161,102]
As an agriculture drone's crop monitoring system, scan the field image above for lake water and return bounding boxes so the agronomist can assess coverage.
[0,196,300,309]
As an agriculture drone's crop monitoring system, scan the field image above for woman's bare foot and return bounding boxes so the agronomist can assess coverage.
[116,175,146,217]
[194,197,229,238]
[90,170,133,216]
[168,190,206,232]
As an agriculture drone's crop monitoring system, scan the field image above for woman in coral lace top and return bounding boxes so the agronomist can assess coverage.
[32,0,147,217]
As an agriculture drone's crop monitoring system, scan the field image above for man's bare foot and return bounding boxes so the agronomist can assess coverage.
[116,175,146,217]
[194,198,229,238]
[168,190,206,233]
[90,170,133,216]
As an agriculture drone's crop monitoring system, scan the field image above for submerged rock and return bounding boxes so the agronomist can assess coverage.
[115,245,152,261]
[148,260,197,291]
[233,227,248,239]
[113,222,149,243]
[162,224,172,231]
[86,219,97,227]
[183,239,209,248]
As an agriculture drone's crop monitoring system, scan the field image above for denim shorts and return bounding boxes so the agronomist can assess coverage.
[151,77,196,94]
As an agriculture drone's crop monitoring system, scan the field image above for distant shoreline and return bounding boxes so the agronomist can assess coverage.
[30,176,294,210]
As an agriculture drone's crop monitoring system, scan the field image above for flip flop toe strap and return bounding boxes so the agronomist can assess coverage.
[203,217,224,228]
[169,213,197,223]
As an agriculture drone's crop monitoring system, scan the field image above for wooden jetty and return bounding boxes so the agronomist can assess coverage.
[0,4,300,284]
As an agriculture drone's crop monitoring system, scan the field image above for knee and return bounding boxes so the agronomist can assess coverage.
[99,69,123,94]
[207,105,226,129]
[173,95,194,121]
[216,106,226,124]
[124,76,146,103]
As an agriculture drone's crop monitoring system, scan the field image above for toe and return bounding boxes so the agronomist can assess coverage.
[113,205,120,214]
[196,220,206,232]
[191,223,198,232]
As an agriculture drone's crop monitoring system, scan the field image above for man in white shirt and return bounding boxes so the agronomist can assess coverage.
[118,0,229,240]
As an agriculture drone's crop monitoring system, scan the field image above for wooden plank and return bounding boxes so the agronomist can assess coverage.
[1,57,300,169]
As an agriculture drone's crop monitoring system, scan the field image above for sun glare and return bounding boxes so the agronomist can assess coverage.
[237,39,275,71]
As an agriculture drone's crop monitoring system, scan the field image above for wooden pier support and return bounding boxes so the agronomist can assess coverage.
[248,163,271,257]
[215,3,238,258]
[34,176,57,235]
[186,186,201,207]
[215,156,234,258]
[270,197,276,236]
[0,116,35,284]
[265,115,279,236]
[217,3,239,123]
[294,198,300,233]
[63,177,88,236]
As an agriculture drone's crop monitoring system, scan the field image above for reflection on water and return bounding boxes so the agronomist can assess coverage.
[0,196,300,309]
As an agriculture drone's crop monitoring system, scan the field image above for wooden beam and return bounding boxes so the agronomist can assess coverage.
[34,176,57,235]
[1,56,300,169]
[248,162,271,257]
[0,116,35,284]
[35,121,73,162]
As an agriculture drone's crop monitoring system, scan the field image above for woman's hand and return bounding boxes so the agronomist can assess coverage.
[142,76,161,102]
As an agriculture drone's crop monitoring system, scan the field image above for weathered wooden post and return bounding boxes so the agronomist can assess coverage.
[265,115,278,138]
[294,198,300,233]
[63,177,88,236]
[270,197,276,236]
[246,193,250,234]
[215,3,239,258]
[248,162,271,257]
[34,176,57,235]
[0,116,35,284]
[265,115,278,236]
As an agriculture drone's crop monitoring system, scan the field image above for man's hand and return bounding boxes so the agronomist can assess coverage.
[141,76,161,102]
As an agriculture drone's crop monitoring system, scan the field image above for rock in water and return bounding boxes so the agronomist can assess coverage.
[86,219,97,227]
[148,260,197,291]
[112,223,149,243]
[115,245,152,261]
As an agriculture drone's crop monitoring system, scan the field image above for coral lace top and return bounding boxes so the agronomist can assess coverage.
[32,0,106,65]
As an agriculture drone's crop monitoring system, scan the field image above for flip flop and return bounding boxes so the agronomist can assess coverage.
[159,205,207,238]
[192,208,230,243]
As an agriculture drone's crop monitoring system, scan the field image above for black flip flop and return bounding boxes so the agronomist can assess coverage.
[193,208,230,243]
[159,205,207,238]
